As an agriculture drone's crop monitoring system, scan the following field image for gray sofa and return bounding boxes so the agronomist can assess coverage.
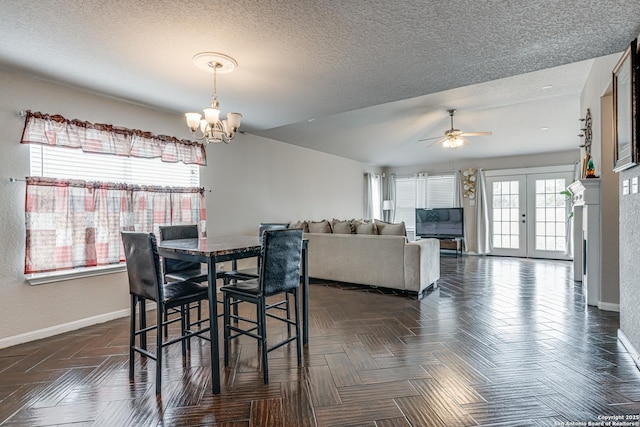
[305,232,440,298]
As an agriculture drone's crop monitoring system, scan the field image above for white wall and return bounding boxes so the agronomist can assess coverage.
[0,68,376,345]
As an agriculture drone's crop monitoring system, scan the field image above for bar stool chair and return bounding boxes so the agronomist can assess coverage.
[222,222,290,281]
[221,228,303,384]
[121,231,211,395]
[158,225,207,333]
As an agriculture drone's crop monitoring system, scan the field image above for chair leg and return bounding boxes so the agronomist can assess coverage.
[286,292,292,336]
[259,299,269,384]
[180,305,187,359]
[139,299,147,350]
[164,310,169,338]
[129,295,136,380]
[293,289,302,365]
[156,305,163,395]
[185,304,192,353]
[233,297,239,324]
[223,293,231,367]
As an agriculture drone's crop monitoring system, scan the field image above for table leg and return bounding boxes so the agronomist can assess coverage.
[207,257,221,394]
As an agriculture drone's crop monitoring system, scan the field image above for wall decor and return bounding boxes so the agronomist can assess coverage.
[579,109,597,178]
[462,168,476,205]
[613,38,638,172]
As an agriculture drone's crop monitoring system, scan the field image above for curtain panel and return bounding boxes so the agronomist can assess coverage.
[21,111,207,166]
[364,173,383,220]
[24,177,206,274]
[475,169,492,255]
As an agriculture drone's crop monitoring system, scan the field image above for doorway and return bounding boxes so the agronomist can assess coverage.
[486,166,574,260]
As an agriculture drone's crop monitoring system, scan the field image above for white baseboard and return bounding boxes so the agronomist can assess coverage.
[618,329,640,371]
[598,301,620,312]
[0,309,130,350]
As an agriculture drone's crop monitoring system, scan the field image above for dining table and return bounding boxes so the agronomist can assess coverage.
[157,235,309,395]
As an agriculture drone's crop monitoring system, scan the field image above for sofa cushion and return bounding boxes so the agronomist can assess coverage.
[375,219,406,237]
[355,221,377,235]
[308,220,331,233]
[331,219,355,234]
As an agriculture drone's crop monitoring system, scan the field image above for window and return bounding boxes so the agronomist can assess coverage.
[395,178,417,228]
[394,174,457,232]
[31,145,199,186]
[22,112,205,278]
[426,175,456,208]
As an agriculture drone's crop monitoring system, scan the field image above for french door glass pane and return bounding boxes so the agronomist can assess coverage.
[492,180,520,249]
[534,178,567,251]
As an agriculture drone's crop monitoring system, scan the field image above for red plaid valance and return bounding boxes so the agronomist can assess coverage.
[21,111,207,166]
[25,177,206,274]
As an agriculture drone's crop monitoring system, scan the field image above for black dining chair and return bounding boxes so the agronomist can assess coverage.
[221,228,303,384]
[158,224,207,282]
[158,225,207,333]
[121,231,211,395]
[223,222,290,281]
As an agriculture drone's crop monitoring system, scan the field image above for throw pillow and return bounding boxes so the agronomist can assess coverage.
[289,220,309,232]
[355,221,378,235]
[330,218,355,234]
[307,220,331,233]
[374,219,406,236]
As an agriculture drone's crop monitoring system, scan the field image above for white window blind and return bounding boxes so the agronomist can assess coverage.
[30,145,199,187]
[395,178,417,230]
[394,174,457,231]
[426,175,455,208]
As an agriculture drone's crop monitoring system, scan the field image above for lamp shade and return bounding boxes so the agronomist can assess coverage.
[382,200,393,210]
[185,113,202,131]
[226,112,242,130]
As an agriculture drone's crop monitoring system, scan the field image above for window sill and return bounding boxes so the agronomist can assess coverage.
[26,264,127,286]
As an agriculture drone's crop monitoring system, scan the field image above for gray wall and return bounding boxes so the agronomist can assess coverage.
[620,165,640,351]
[0,68,376,344]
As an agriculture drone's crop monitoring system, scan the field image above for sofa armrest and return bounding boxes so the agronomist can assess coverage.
[404,238,440,293]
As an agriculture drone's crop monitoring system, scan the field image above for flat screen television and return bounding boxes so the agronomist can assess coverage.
[415,207,464,239]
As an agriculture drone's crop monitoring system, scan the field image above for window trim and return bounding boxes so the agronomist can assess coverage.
[26,263,127,285]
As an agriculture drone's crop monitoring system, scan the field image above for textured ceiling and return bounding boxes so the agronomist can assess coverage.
[0,0,639,167]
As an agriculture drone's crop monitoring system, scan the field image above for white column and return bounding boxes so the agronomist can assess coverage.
[568,179,601,306]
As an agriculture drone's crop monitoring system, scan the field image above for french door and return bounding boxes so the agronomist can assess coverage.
[487,169,573,260]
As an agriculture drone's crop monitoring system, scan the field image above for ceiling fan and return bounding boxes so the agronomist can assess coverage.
[420,109,492,148]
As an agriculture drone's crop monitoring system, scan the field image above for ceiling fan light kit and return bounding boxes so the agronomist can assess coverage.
[185,52,242,144]
[421,109,492,149]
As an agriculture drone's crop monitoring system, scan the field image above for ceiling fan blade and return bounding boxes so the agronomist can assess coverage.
[427,137,447,148]
[459,131,492,137]
[418,135,443,142]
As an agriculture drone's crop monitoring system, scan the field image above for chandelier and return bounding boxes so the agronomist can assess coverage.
[185,52,242,144]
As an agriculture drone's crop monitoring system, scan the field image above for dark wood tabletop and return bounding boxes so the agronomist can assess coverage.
[158,236,261,258]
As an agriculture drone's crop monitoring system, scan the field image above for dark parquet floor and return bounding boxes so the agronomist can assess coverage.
[1,255,640,426]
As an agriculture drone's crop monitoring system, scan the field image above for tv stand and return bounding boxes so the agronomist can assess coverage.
[419,236,462,257]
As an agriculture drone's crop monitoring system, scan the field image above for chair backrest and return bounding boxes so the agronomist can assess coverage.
[158,224,200,275]
[259,228,303,296]
[121,231,163,302]
[258,223,289,245]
